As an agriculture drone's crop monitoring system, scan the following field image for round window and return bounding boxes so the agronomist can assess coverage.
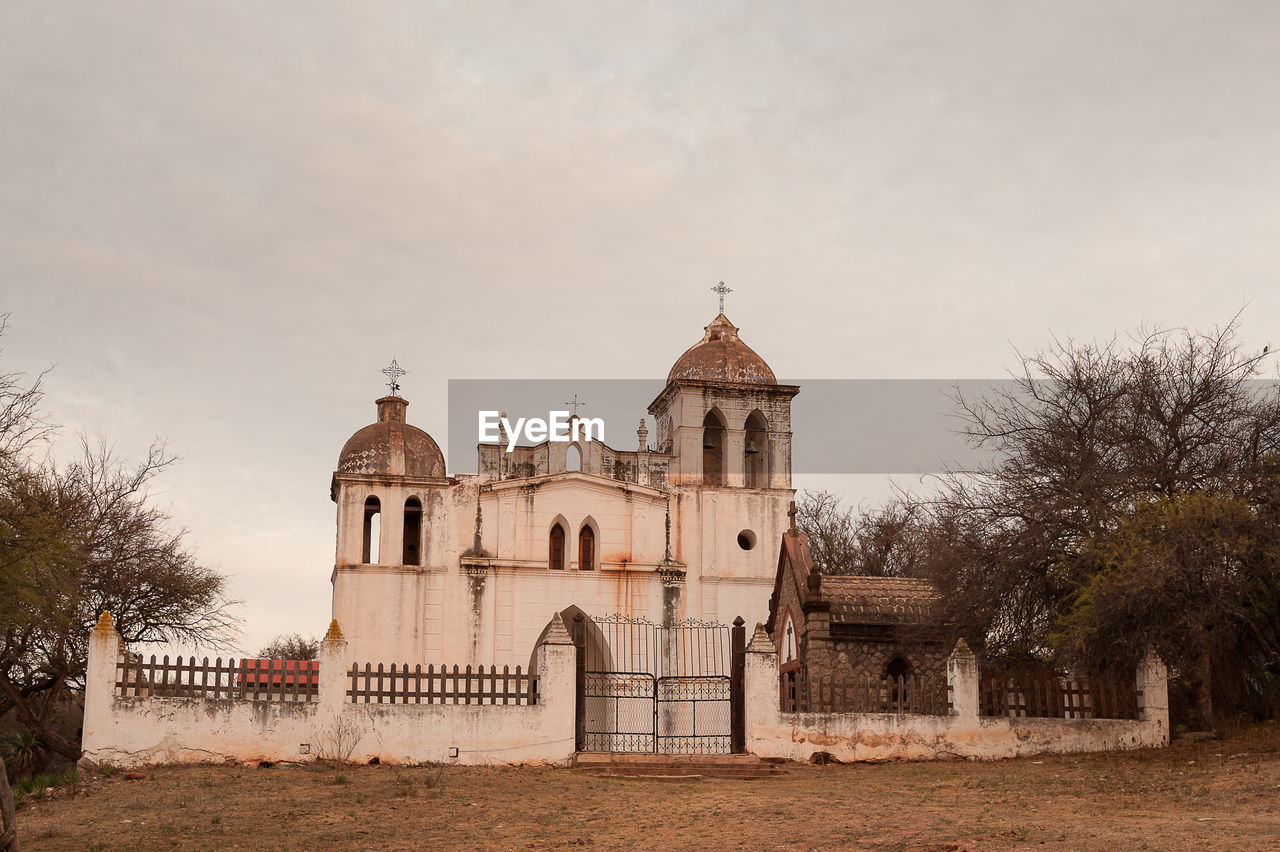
[737,529,756,551]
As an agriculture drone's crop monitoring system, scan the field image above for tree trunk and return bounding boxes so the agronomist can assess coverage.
[0,756,18,852]
[1193,648,1215,730]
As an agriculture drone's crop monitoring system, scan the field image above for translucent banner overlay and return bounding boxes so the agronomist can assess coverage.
[445,378,1280,476]
[446,379,1013,476]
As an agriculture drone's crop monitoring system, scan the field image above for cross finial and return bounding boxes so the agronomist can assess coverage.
[381,359,407,397]
[711,281,732,314]
[788,500,798,533]
[563,393,587,417]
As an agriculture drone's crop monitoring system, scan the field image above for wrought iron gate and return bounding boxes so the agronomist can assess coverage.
[574,614,740,755]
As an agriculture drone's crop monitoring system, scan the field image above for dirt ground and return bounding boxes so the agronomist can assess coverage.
[15,723,1280,851]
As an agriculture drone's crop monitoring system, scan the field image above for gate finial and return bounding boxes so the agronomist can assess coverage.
[542,612,574,645]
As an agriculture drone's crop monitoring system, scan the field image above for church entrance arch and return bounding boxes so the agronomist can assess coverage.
[572,613,743,755]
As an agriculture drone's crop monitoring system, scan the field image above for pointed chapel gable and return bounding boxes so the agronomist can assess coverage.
[764,528,828,636]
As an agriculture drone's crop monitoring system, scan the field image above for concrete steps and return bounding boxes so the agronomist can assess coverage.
[572,752,789,781]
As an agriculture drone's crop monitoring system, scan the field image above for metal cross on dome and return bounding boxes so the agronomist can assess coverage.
[564,393,586,417]
[381,359,407,397]
[711,281,733,314]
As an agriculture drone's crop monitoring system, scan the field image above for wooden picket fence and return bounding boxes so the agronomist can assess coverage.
[114,654,319,702]
[781,669,950,715]
[979,673,1141,720]
[346,663,538,706]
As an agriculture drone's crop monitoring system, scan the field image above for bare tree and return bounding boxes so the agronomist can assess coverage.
[926,317,1280,723]
[258,632,319,661]
[0,320,238,763]
[0,314,51,472]
[0,439,239,760]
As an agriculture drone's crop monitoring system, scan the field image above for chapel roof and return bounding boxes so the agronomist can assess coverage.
[766,526,943,633]
[337,396,446,479]
[667,313,777,385]
[820,576,941,626]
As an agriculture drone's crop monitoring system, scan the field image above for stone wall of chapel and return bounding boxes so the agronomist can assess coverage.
[809,637,949,684]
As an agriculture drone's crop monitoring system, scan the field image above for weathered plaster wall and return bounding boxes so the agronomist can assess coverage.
[743,627,1170,763]
[81,614,578,769]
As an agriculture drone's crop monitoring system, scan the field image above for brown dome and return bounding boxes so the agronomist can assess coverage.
[667,314,776,385]
[337,396,445,478]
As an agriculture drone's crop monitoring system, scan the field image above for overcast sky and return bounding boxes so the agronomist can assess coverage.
[3,2,1279,653]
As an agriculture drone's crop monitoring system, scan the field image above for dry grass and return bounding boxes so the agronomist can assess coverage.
[16,723,1280,850]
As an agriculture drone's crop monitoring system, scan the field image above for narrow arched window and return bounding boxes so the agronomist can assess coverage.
[578,525,595,571]
[549,523,566,570]
[744,410,768,489]
[403,497,422,565]
[886,656,911,705]
[362,496,381,564]
[566,443,582,472]
[702,410,725,486]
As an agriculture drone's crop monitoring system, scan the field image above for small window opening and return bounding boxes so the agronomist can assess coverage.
[566,443,582,472]
[737,529,756,550]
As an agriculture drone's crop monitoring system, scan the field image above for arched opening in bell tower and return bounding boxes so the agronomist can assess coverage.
[402,496,422,565]
[744,409,768,488]
[361,496,381,564]
[702,409,726,486]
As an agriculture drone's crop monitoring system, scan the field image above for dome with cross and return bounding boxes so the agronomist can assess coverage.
[667,313,777,385]
[337,395,445,479]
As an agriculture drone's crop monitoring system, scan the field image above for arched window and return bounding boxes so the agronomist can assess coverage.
[885,656,911,705]
[885,657,911,680]
[702,409,725,486]
[744,410,768,489]
[402,497,422,565]
[566,443,582,472]
[362,496,381,564]
[578,524,595,571]
[783,614,797,664]
[549,522,566,570]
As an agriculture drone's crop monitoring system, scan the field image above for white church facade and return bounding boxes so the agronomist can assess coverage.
[329,311,799,668]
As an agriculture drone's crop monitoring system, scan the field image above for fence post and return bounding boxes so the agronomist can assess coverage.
[730,616,746,754]
[1136,649,1170,743]
[572,615,586,751]
[535,612,577,761]
[80,611,123,769]
[742,623,779,757]
[947,638,979,721]
[318,619,350,716]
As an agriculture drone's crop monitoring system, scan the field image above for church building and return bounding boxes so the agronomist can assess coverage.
[328,311,799,668]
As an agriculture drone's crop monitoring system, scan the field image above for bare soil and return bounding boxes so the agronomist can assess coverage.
[16,723,1280,851]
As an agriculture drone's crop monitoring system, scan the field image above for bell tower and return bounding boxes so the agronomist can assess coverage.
[649,312,798,489]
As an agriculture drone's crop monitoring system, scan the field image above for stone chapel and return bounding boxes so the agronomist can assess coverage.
[328,312,799,668]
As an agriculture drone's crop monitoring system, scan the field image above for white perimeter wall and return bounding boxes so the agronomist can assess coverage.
[80,614,577,769]
[742,627,1170,763]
